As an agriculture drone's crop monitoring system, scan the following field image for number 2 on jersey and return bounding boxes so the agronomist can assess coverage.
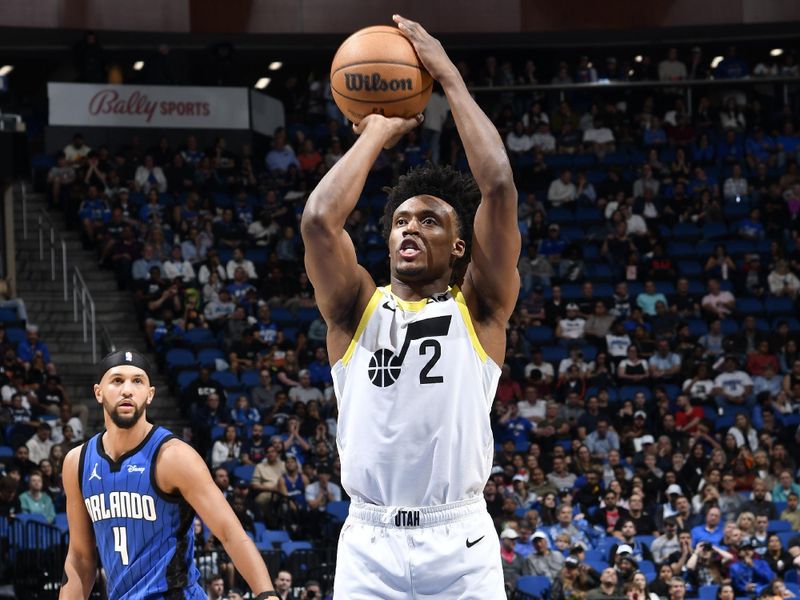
[113,526,129,565]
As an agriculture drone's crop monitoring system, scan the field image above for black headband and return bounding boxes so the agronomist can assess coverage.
[96,350,153,383]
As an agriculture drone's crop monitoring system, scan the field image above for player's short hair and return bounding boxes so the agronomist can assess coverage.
[383,163,481,271]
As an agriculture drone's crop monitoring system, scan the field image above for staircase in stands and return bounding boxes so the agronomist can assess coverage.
[12,183,187,436]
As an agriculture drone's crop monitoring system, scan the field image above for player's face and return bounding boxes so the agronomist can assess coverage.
[93,366,154,429]
[389,195,465,282]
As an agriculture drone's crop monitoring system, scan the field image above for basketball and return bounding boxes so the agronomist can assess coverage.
[330,25,433,124]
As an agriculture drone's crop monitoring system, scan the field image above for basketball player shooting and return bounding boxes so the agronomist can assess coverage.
[301,14,520,599]
[59,350,280,600]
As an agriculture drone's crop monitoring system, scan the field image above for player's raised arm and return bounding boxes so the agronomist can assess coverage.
[156,440,276,598]
[59,446,97,600]
[394,14,520,316]
[301,114,420,354]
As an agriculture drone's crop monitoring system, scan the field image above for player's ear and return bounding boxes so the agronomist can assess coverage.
[147,386,155,405]
[452,237,466,259]
[93,383,103,405]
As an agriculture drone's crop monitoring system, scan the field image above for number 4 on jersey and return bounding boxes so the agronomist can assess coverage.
[113,526,129,565]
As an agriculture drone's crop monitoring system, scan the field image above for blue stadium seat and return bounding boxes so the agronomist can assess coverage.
[541,346,568,364]
[525,326,553,345]
[270,307,293,324]
[165,348,196,372]
[619,386,650,401]
[584,549,606,562]
[560,226,584,242]
[699,585,719,600]
[211,370,239,390]
[576,207,602,224]
[548,207,575,224]
[184,328,216,347]
[677,260,703,277]
[765,297,794,317]
[5,327,25,344]
[54,512,69,532]
[281,541,314,556]
[326,501,351,524]
[655,282,675,296]
[778,531,795,548]
[594,283,614,298]
[297,308,321,323]
[561,284,582,299]
[233,464,255,483]
[0,308,17,322]
[516,575,551,599]
[586,263,613,281]
[176,370,200,392]
[720,319,739,336]
[198,348,225,368]
[0,446,12,458]
[735,297,764,317]
[260,529,291,547]
[687,319,708,337]
[667,242,695,258]
[671,223,701,241]
[240,370,261,389]
[768,520,792,532]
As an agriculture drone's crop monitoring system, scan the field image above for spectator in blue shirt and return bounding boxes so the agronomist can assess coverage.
[745,127,776,167]
[78,184,110,244]
[265,128,300,174]
[690,506,724,546]
[729,541,775,596]
[498,402,534,448]
[736,208,765,241]
[308,347,333,388]
[538,224,567,259]
[648,339,682,383]
[16,325,52,371]
[717,130,745,165]
[692,133,715,165]
[584,418,620,460]
[714,46,749,79]
[229,395,261,430]
[777,121,800,164]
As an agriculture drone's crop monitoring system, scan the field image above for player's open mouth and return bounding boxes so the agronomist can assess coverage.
[118,401,135,409]
[399,239,422,259]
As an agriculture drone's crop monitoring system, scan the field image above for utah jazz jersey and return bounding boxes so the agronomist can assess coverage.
[79,425,204,600]
[332,285,501,507]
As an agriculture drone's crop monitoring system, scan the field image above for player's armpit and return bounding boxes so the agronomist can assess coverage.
[59,445,97,600]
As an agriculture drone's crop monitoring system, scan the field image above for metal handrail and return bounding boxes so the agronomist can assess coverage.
[72,266,97,363]
[101,324,116,356]
[468,74,800,112]
[35,207,68,301]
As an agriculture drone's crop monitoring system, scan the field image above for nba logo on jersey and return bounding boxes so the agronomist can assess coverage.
[125,351,133,362]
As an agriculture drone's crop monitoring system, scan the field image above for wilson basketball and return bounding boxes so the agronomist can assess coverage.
[330,25,433,124]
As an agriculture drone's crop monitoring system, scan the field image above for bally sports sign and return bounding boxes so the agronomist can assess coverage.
[47,83,250,129]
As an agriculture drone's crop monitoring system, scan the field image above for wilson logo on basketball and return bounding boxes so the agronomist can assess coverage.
[343,72,414,93]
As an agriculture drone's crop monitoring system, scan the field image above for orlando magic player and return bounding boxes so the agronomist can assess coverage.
[59,350,279,600]
[300,14,520,599]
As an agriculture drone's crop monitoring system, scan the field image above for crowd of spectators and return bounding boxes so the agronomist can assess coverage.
[2,40,800,598]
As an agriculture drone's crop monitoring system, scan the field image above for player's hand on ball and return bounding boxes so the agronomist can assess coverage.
[353,113,424,150]
[393,14,455,82]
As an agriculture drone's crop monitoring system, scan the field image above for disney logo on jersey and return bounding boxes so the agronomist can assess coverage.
[367,315,451,387]
[127,464,145,474]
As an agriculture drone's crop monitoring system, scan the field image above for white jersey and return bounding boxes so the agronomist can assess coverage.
[332,285,500,507]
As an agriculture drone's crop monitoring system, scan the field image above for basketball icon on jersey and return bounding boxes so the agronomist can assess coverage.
[368,349,402,387]
[366,315,452,388]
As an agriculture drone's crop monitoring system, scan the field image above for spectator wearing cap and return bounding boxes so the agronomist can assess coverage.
[585,567,621,600]
[500,528,525,592]
[611,544,638,585]
[539,224,567,264]
[288,370,323,405]
[548,169,577,207]
[552,554,597,600]
[525,531,565,579]
[556,304,586,345]
[548,504,592,550]
[729,539,775,596]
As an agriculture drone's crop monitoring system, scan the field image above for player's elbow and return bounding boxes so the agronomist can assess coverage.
[300,208,335,239]
[480,165,516,200]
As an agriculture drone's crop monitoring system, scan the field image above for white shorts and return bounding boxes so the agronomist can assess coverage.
[333,495,505,599]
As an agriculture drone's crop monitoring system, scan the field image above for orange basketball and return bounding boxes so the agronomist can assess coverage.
[330,25,433,124]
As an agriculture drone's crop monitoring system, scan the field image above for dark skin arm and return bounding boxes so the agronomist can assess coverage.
[300,113,420,363]
[394,15,520,364]
[156,439,273,595]
[59,446,98,599]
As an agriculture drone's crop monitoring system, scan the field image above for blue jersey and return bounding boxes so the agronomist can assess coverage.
[79,426,205,600]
